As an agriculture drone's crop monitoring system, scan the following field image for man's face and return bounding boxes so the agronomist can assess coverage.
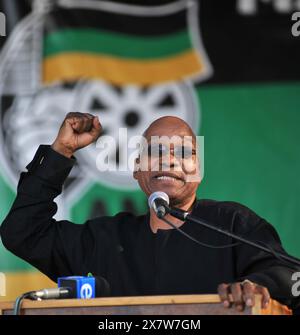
[133,120,200,207]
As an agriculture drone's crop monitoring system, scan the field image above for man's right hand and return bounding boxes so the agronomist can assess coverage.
[51,112,102,158]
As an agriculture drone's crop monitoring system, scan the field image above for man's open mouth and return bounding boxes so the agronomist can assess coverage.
[153,172,185,183]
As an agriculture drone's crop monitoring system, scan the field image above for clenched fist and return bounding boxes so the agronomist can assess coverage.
[51,112,102,158]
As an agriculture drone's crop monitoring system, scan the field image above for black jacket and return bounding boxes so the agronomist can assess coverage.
[1,145,300,311]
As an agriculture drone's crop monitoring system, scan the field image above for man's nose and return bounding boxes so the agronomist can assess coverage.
[161,153,181,170]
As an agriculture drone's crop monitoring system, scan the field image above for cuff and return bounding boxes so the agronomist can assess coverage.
[26,145,75,186]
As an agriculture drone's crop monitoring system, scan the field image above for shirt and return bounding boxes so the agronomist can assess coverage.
[1,145,300,311]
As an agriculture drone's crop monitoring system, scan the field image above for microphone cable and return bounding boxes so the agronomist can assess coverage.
[160,216,240,249]
[161,211,300,267]
[13,291,37,315]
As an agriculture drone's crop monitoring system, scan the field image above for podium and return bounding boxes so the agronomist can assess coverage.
[0,294,292,315]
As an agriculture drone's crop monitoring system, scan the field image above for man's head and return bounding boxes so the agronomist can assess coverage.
[133,116,201,207]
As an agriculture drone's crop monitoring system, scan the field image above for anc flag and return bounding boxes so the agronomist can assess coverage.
[43,5,209,85]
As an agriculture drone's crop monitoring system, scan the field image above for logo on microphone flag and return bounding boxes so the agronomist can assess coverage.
[58,276,95,299]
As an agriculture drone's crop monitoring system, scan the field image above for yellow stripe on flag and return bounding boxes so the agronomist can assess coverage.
[43,50,203,85]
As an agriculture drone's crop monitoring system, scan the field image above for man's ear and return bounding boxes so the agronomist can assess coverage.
[133,156,140,180]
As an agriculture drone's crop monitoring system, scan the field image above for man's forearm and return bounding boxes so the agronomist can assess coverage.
[0,145,75,277]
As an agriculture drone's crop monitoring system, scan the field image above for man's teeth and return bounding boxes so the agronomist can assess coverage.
[156,176,178,181]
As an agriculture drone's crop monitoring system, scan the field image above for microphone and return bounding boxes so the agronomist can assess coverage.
[58,275,111,299]
[148,192,188,220]
[29,287,71,300]
[13,275,111,315]
[149,195,300,268]
[148,191,170,218]
[27,276,110,301]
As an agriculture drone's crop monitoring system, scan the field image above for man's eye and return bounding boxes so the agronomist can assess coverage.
[175,147,194,158]
[147,145,195,158]
[148,145,165,157]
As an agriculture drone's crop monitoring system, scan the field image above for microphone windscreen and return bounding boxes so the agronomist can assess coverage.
[148,191,169,209]
[95,276,111,297]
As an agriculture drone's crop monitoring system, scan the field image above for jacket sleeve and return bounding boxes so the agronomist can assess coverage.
[0,145,99,282]
[234,215,300,311]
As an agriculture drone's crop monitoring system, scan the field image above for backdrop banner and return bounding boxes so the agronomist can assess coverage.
[0,0,299,300]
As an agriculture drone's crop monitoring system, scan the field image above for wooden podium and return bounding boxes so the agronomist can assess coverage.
[0,294,292,315]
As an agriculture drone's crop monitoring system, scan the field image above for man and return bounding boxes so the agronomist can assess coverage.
[1,113,300,312]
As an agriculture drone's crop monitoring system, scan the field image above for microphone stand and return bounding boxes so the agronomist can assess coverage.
[165,206,300,267]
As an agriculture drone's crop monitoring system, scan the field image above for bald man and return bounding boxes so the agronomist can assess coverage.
[1,113,300,313]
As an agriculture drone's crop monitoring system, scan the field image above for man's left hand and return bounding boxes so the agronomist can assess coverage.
[218,280,270,311]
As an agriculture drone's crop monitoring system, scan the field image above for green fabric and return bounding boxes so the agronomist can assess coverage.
[44,28,193,59]
[198,82,300,258]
